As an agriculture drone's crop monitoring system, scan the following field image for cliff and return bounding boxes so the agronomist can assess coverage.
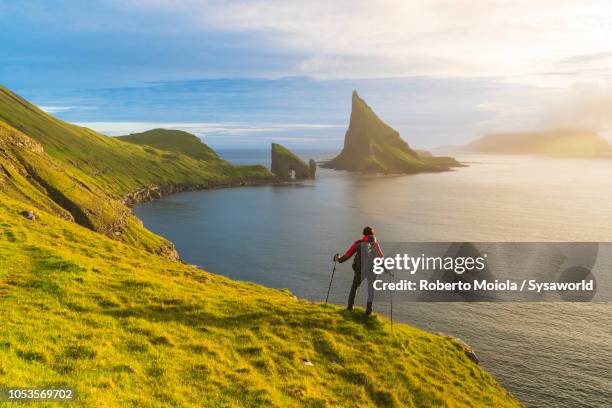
[271,143,316,179]
[324,91,460,173]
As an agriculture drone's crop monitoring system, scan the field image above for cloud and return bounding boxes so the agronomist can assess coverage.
[559,52,612,65]
[78,121,342,134]
[122,0,612,84]
[39,106,75,113]
[76,121,344,145]
[12,1,612,145]
[536,81,612,136]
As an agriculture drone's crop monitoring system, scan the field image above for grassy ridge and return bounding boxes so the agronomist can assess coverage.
[0,195,520,407]
[117,129,220,161]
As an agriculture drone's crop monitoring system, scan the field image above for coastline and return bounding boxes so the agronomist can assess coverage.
[122,177,279,208]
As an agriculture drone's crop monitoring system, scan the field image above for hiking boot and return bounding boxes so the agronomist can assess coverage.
[365,302,372,316]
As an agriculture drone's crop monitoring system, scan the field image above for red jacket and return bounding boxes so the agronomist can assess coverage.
[338,235,384,264]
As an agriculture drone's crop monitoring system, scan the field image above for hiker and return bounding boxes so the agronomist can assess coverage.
[334,226,384,315]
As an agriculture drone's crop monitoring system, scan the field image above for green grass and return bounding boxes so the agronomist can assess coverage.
[0,85,521,406]
[270,143,312,178]
[117,129,219,161]
[0,195,521,407]
[0,86,275,256]
[271,143,307,166]
[0,86,273,198]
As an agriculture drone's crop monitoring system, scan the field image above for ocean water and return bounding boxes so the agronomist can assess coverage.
[134,151,612,407]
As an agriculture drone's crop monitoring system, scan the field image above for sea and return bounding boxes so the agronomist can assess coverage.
[134,150,612,407]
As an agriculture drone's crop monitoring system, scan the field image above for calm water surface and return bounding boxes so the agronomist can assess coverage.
[135,151,612,407]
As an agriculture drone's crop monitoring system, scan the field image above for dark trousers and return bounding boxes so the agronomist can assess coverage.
[348,267,374,308]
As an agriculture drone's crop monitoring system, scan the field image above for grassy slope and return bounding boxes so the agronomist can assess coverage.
[0,195,520,407]
[0,86,273,198]
[117,129,220,162]
[0,86,274,255]
[271,143,308,167]
[0,118,180,257]
[326,92,459,173]
[270,143,311,178]
[0,85,520,407]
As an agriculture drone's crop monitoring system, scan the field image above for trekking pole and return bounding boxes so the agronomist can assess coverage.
[324,258,338,307]
[389,271,395,332]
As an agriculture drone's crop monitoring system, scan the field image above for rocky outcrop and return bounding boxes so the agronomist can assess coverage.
[122,178,274,208]
[324,91,460,173]
[438,333,479,364]
[270,143,316,180]
[308,159,317,178]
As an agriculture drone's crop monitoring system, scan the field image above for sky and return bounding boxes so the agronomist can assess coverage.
[2,0,612,148]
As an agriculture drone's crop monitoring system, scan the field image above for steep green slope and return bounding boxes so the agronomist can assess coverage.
[0,119,177,258]
[324,91,460,173]
[0,86,273,198]
[117,129,219,161]
[466,130,612,156]
[0,194,520,407]
[0,86,275,256]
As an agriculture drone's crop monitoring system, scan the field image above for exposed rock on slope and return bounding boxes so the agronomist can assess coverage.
[308,158,317,178]
[324,91,460,173]
[271,143,316,180]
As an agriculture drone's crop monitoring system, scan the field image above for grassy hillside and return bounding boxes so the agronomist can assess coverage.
[0,86,273,198]
[117,129,219,162]
[0,85,521,406]
[0,119,177,257]
[0,194,520,407]
[0,86,275,256]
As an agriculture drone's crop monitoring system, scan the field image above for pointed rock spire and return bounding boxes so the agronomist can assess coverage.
[324,91,459,173]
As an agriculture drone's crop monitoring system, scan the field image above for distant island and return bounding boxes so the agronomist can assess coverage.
[465,130,612,157]
[323,91,461,174]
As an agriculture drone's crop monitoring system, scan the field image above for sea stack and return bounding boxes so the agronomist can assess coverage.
[324,91,459,173]
[271,143,316,180]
